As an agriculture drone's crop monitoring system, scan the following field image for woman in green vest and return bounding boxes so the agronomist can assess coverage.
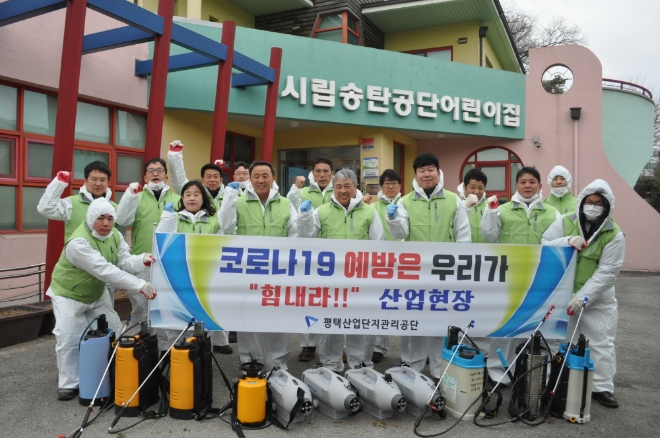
[48,198,155,400]
[542,179,625,408]
[543,165,578,214]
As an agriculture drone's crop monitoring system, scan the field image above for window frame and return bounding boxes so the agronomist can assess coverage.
[460,146,523,202]
[311,10,362,46]
[0,134,19,182]
[405,46,453,61]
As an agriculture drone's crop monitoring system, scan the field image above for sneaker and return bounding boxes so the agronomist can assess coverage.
[228,331,237,343]
[214,345,233,354]
[299,347,316,362]
[592,391,619,408]
[57,388,78,401]
[372,352,384,363]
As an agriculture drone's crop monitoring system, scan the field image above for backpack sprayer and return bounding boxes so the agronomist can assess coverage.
[109,318,195,433]
[473,305,556,428]
[302,366,362,419]
[413,320,479,438]
[344,367,406,420]
[546,298,595,423]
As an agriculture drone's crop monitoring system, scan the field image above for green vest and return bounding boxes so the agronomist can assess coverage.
[132,188,180,254]
[301,186,333,209]
[400,189,458,242]
[66,194,117,241]
[543,193,577,214]
[499,201,557,244]
[373,198,399,241]
[176,212,220,234]
[236,192,291,237]
[205,187,223,211]
[317,202,374,240]
[51,223,121,304]
[562,213,622,293]
[468,201,488,243]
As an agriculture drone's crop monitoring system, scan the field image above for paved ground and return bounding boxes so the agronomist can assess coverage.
[1,271,658,438]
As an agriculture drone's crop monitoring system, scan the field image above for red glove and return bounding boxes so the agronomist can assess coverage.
[128,182,142,194]
[214,159,224,167]
[487,195,499,209]
[57,171,72,183]
[169,140,184,153]
[143,254,155,266]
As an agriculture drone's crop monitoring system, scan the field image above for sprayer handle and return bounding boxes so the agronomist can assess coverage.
[582,297,588,307]
[496,348,509,369]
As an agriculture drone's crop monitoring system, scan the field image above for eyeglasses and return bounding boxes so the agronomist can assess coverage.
[382,181,400,187]
[146,168,165,175]
[314,169,331,174]
[584,200,605,207]
[234,171,249,176]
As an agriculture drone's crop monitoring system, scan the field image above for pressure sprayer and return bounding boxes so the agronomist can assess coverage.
[169,321,214,420]
[78,314,115,407]
[412,320,474,436]
[546,298,594,423]
[109,318,195,432]
[508,331,548,420]
[473,305,556,428]
[232,360,268,429]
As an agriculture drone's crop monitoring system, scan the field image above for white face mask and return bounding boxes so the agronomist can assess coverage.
[518,192,541,204]
[239,180,248,190]
[147,181,166,191]
[583,205,604,221]
[551,187,569,198]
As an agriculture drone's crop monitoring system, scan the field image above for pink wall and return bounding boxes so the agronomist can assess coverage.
[418,45,660,271]
[0,8,148,110]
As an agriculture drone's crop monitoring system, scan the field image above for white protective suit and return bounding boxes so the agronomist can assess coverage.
[547,165,572,190]
[386,176,471,378]
[542,179,625,393]
[37,177,113,224]
[48,199,148,389]
[298,190,384,371]
[220,185,297,371]
[286,171,334,210]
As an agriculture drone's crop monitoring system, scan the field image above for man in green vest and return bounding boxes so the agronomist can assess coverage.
[116,158,180,334]
[47,198,155,400]
[220,161,298,371]
[167,139,226,210]
[458,168,489,243]
[286,157,334,362]
[298,168,384,372]
[386,153,471,379]
[542,179,625,408]
[543,165,578,214]
[37,161,116,241]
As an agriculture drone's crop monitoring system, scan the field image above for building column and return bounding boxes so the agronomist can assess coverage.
[187,0,202,20]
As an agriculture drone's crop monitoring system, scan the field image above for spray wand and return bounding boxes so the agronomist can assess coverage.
[545,297,588,416]
[108,317,195,432]
[414,319,475,428]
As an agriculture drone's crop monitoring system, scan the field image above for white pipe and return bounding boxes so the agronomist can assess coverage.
[573,119,579,194]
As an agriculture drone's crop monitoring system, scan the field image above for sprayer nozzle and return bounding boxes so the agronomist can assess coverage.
[551,305,556,309]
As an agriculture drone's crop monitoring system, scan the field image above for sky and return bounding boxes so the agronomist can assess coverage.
[504,0,660,95]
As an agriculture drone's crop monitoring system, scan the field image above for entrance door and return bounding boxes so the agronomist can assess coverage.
[461,147,523,202]
[278,146,361,194]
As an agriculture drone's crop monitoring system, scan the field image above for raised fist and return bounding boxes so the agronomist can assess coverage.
[295,176,306,189]
[128,182,142,194]
[57,171,72,183]
[169,140,184,153]
[487,195,499,210]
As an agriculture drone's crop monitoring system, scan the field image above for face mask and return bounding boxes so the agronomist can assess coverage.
[583,205,604,221]
[518,192,540,204]
[90,227,111,241]
[551,187,569,198]
[239,180,248,190]
[147,181,166,191]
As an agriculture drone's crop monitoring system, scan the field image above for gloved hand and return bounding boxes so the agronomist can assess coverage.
[566,296,582,316]
[140,282,157,300]
[487,195,499,209]
[214,159,224,167]
[143,254,155,266]
[164,202,174,213]
[57,171,72,183]
[295,176,306,189]
[300,200,312,213]
[128,182,142,194]
[228,182,240,190]
[463,194,478,209]
[568,236,586,251]
[387,203,399,219]
[169,140,184,153]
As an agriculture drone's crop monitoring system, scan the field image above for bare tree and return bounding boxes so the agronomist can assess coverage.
[501,1,587,71]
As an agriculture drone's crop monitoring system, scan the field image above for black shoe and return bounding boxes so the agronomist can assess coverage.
[372,352,384,363]
[592,391,619,408]
[57,388,78,401]
[342,352,347,363]
[214,344,233,354]
[228,331,237,343]
[299,347,316,362]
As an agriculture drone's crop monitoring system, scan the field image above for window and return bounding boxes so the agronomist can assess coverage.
[393,141,405,195]
[221,132,255,184]
[0,80,147,233]
[406,47,452,62]
[461,146,523,202]
[311,11,361,46]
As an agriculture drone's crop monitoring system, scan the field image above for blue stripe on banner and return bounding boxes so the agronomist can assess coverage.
[156,233,222,330]
[489,246,574,337]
